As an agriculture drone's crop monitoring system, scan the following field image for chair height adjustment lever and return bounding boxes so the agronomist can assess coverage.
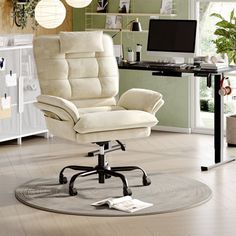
[116,140,126,151]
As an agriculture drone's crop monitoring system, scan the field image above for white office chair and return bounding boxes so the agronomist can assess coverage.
[33,31,164,196]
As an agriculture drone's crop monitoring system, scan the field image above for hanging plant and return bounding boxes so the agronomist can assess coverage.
[12,0,39,29]
[211,10,236,64]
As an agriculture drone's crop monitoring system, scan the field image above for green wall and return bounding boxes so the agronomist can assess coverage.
[73,0,191,129]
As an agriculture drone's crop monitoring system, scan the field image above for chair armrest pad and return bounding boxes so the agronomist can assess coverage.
[34,102,74,122]
[36,95,80,122]
[117,88,164,114]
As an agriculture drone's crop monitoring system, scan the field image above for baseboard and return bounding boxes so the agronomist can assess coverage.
[191,128,214,135]
[152,125,192,134]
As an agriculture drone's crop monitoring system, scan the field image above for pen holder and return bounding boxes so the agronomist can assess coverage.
[127,49,134,62]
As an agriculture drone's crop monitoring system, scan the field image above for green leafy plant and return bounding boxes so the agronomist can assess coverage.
[208,99,234,114]
[12,0,39,29]
[211,10,236,64]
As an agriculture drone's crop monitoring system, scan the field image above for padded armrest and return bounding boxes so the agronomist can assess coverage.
[117,88,164,115]
[36,95,80,123]
[34,102,75,122]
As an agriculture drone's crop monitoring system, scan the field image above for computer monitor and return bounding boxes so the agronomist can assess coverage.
[147,19,197,62]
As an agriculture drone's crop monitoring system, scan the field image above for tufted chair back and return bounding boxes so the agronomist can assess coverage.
[33,31,119,108]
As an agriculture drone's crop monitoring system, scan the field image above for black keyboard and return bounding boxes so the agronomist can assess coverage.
[131,61,185,68]
[140,60,169,65]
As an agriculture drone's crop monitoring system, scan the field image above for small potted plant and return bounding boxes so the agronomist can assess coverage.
[12,0,39,29]
[211,10,236,64]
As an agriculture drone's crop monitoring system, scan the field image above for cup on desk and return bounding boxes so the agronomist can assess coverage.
[127,48,134,62]
[136,44,142,62]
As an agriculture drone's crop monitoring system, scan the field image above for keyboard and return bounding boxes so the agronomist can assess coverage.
[130,61,185,68]
[140,60,169,64]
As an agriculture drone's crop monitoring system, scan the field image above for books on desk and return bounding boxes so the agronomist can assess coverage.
[200,62,229,70]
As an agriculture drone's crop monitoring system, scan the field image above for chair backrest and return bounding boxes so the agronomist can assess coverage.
[33,31,119,108]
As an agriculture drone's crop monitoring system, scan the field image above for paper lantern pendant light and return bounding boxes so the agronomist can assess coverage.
[65,0,92,8]
[35,0,66,29]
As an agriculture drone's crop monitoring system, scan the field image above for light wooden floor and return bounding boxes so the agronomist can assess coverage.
[0,131,236,236]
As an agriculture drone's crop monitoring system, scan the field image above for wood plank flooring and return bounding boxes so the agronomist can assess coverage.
[0,131,236,236]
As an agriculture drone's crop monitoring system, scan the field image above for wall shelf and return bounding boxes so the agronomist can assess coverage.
[84,0,176,32]
[85,12,176,17]
[85,28,148,33]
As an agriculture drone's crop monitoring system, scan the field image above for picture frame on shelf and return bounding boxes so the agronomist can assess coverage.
[160,0,173,14]
[105,15,122,29]
[119,0,130,13]
[97,0,108,13]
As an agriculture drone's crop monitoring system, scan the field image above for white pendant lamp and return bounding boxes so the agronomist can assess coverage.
[65,0,92,8]
[35,0,66,29]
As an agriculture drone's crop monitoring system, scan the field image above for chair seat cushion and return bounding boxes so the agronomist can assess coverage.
[73,110,158,134]
[78,105,125,114]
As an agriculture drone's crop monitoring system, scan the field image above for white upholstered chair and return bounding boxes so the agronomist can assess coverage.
[33,31,164,196]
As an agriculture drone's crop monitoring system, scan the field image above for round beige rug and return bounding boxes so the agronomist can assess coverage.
[15,172,212,216]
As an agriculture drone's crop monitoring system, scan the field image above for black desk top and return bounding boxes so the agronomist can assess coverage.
[118,61,236,77]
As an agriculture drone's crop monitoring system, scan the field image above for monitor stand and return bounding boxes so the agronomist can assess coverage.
[156,57,185,64]
[169,57,185,64]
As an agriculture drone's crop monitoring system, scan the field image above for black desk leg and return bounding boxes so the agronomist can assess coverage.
[201,74,235,171]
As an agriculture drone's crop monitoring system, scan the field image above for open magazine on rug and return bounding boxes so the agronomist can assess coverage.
[91,196,153,213]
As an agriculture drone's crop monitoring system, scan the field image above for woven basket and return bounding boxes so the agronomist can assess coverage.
[226,115,236,146]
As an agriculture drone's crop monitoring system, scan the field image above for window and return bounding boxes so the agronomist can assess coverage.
[192,0,236,133]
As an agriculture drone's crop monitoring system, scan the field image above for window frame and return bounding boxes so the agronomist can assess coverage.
[189,0,236,134]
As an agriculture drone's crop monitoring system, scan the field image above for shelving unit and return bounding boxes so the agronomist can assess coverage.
[85,0,176,32]
[0,42,47,144]
[85,12,176,16]
[83,0,177,62]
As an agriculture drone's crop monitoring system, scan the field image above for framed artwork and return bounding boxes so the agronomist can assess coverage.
[119,0,130,13]
[105,15,122,29]
[97,0,108,13]
[160,0,173,14]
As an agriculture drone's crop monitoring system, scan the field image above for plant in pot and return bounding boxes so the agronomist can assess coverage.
[12,0,39,29]
[211,10,236,64]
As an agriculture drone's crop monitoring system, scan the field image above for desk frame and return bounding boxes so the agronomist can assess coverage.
[201,73,235,170]
[119,63,236,171]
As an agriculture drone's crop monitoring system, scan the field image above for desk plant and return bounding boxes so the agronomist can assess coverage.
[211,10,236,64]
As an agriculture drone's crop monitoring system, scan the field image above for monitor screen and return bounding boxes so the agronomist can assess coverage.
[147,19,197,58]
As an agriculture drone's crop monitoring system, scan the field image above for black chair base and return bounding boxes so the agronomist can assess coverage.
[59,142,151,196]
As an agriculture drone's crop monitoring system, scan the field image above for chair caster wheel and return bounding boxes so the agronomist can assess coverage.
[59,176,68,184]
[123,187,132,196]
[69,187,78,196]
[105,174,111,179]
[143,177,151,186]
[87,152,94,157]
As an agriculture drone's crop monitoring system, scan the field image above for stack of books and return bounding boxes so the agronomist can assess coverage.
[200,62,229,70]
